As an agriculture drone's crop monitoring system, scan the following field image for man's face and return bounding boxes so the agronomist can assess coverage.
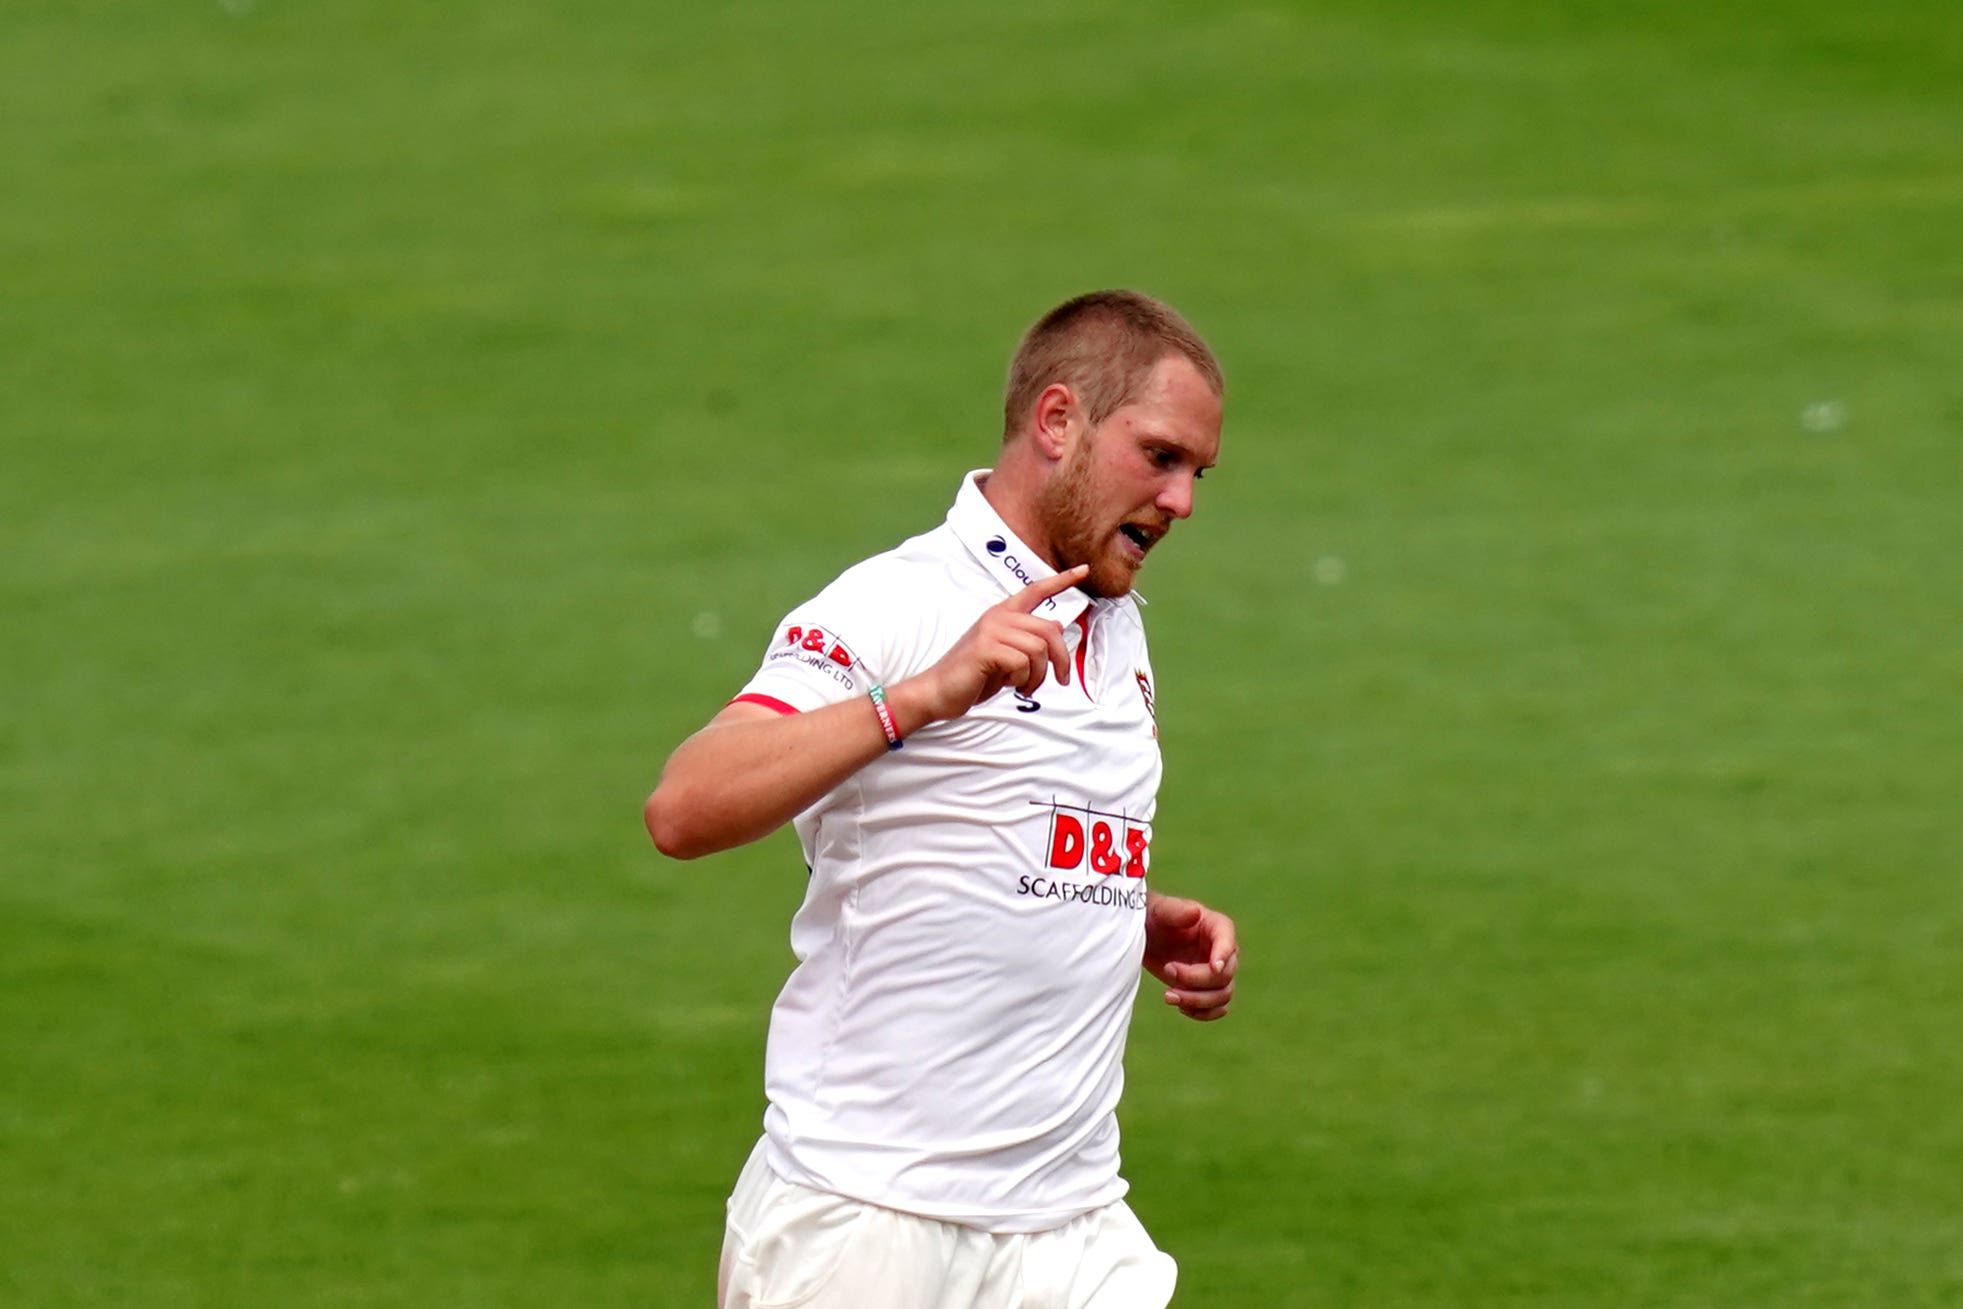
[1038,354,1223,598]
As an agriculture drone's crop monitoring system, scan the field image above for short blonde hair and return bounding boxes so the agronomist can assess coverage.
[1003,290,1223,440]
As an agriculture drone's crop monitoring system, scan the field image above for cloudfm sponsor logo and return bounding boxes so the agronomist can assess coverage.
[977,532,1054,604]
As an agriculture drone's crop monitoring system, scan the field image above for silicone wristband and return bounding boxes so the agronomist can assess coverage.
[869,684,903,750]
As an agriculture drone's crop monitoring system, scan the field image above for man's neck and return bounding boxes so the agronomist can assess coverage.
[980,447,1059,570]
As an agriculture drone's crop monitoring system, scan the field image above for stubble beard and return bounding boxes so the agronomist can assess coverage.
[1038,442,1137,599]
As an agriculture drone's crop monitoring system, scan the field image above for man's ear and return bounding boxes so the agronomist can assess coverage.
[1031,383,1079,462]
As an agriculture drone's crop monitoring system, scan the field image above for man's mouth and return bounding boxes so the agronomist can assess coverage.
[1117,523,1164,559]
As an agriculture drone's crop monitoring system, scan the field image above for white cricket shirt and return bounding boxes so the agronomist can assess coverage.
[731,471,1165,1233]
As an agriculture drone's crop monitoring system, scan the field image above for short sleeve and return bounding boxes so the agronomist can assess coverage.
[731,571,911,715]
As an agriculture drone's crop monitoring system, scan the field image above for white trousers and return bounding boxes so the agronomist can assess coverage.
[719,1141,1177,1309]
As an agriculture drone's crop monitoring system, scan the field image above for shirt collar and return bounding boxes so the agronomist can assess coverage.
[946,469,1093,626]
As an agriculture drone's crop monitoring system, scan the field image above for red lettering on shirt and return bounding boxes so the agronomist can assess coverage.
[1037,801,1152,880]
[1048,814,1085,870]
[1088,821,1122,875]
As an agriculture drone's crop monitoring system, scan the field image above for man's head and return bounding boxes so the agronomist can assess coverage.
[1000,291,1224,598]
[1003,291,1223,443]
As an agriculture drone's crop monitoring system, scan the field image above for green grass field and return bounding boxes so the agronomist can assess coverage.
[5,1,1962,1304]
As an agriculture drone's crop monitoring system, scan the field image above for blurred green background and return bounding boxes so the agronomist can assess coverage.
[4,1,1961,1304]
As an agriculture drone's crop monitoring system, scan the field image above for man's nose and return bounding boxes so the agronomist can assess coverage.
[1156,474,1197,519]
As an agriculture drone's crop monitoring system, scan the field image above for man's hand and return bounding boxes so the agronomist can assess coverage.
[890,565,1089,730]
[1143,892,1237,1021]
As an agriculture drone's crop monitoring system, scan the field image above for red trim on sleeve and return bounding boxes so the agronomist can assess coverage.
[731,693,800,716]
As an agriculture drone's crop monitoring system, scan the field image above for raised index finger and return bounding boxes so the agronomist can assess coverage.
[1008,564,1089,613]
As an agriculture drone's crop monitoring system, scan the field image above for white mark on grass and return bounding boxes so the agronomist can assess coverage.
[1800,400,1847,433]
[1313,555,1348,586]
[217,0,257,15]
[691,611,722,640]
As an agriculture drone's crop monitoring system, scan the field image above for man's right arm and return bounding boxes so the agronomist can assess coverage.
[643,692,924,860]
[644,565,1088,860]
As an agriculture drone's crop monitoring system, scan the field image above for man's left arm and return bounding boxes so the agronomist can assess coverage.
[1143,891,1237,1022]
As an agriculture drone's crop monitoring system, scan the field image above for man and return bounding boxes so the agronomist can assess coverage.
[645,290,1239,1309]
